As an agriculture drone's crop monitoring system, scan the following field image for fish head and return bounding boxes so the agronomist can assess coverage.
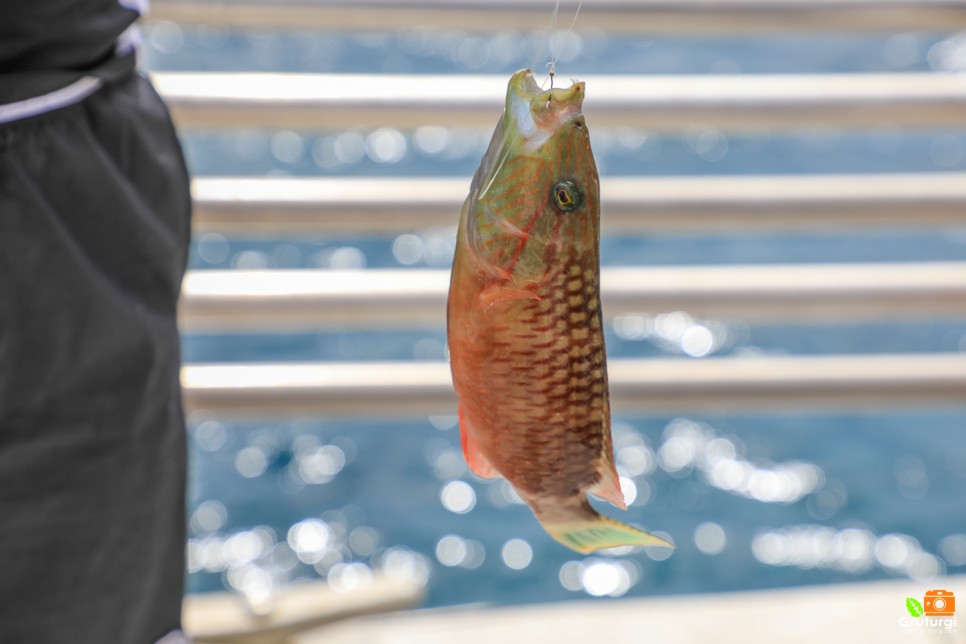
[462,69,600,285]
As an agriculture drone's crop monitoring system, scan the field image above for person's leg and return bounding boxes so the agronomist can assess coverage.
[0,71,191,643]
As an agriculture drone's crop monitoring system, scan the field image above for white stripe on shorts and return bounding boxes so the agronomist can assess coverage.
[0,76,104,125]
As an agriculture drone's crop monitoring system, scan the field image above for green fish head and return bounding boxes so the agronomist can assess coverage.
[460,69,600,284]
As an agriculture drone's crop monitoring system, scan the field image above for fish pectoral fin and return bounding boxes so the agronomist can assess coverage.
[478,284,541,311]
[538,497,673,555]
[458,407,500,479]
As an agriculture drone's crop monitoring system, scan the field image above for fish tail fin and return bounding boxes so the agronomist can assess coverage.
[538,498,674,555]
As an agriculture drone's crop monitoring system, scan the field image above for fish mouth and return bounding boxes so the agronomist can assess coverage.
[508,68,585,113]
[505,69,585,145]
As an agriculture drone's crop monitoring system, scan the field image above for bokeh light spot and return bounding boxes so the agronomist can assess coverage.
[501,538,533,570]
[440,480,476,514]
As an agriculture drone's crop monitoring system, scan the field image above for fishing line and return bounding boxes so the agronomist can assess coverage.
[543,0,583,89]
[530,0,561,82]
[484,0,582,200]
[478,134,517,200]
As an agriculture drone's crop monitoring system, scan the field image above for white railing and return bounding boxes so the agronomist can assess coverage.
[180,262,966,330]
[150,0,966,33]
[154,3,966,417]
[181,354,966,416]
[155,72,966,131]
[190,174,966,235]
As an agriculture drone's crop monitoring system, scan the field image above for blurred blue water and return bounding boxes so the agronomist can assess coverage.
[147,22,966,604]
[144,23,951,76]
[183,411,966,605]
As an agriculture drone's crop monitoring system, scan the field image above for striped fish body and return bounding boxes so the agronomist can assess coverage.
[447,70,670,554]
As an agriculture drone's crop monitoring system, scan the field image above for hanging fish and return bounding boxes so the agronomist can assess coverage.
[447,69,673,554]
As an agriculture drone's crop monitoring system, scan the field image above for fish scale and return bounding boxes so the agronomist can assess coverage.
[448,69,672,554]
[491,256,606,498]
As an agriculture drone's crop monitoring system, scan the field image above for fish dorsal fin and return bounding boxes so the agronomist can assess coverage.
[458,407,500,479]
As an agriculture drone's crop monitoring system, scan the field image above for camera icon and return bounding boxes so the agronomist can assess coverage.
[924,589,956,616]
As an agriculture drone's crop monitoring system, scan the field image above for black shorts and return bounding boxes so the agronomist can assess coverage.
[0,69,190,643]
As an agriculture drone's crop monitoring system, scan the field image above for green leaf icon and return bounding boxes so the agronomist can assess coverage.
[906,597,924,617]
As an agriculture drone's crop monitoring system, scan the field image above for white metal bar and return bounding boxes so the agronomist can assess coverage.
[155,72,966,131]
[180,353,966,416]
[179,262,966,330]
[190,173,966,235]
[184,576,423,642]
[299,575,966,644]
[149,0,966,34]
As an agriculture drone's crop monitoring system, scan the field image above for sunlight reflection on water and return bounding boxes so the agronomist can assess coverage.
[161,22,966,608]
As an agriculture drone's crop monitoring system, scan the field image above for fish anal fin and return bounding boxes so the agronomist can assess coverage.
[589,463,627,510]
[458,407,500,479]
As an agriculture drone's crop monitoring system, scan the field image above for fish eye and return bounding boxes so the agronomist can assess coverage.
[551,181,582,212]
